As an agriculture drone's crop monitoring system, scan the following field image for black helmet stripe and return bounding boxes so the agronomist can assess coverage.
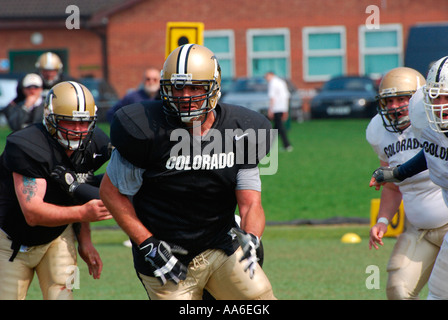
[436,56,448,82]
[67,81,86,112]
[176,44,194,74]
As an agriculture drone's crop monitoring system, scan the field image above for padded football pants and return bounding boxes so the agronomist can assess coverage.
[427,232,448,299]
[386,222,448,300]
[138,247,276,300]
[0,226,77,300]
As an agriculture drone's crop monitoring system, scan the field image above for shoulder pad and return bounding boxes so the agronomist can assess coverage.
[409,87,428,140]
[3,125,55,177]
[110,101,163,168]
[366,114,385,146]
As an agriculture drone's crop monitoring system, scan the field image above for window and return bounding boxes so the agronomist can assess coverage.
[247,28,290,78]
[359,24,403,77]
[303,26,346,82]
[9,49,69,74]
[204,30,235,79]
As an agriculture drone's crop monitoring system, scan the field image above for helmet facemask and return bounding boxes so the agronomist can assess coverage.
[423,85,448,133]
[45,113,96,151]
[161,78,220,126]
[377,93,412,133]
[422,56,448,132]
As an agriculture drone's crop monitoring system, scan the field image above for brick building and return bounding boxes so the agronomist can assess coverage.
[1,0,447,98]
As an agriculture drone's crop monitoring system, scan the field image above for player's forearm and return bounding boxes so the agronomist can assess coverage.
[378,184,403,221]
[20,201,88,227]
[236,189,265,238]
[99,173,151,245]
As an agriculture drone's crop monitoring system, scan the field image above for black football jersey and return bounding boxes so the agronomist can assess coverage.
[111,101,272,271]
[0,123,110,247]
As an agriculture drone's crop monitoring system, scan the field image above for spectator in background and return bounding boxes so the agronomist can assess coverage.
[4,73,44,131]
[107,67,161,123]
[265,71,293,152]
[13,52,75,104]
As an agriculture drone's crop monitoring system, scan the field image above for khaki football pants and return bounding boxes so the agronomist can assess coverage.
[0,226,77,300]
[138,247,276,300]
[386,222,448,300]
[428,232,448,299]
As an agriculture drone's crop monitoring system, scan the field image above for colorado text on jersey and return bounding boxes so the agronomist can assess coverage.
[422,141,448,161]
[383,137,422,158]
[167,127,273,171]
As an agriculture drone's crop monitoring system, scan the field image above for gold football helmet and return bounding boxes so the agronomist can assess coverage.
[160,44,221,125]
[423,56,448,132]
[35,52,63,86]
[377,67,425,133]
[43,81,97,150]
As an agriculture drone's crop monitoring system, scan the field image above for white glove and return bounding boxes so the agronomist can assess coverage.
[230,227,260,279]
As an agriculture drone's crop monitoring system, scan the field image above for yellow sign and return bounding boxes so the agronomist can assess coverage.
[165,22,204,58]
[369,198,405,237]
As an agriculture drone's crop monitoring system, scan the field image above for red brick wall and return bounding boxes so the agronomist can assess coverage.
[0,28,103,79]
[107,0,448,96]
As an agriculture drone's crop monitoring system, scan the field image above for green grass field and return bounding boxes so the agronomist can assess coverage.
[0,119,421,300]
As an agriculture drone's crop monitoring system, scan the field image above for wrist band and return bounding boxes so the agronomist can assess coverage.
[377,217,389,226]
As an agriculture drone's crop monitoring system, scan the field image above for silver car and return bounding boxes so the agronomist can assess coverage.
[220,77,303,122]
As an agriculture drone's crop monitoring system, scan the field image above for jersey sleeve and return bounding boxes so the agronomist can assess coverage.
[106,149,145,196]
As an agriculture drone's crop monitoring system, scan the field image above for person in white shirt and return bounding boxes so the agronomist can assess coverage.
[265,71,292,151]
[367,67,448,299]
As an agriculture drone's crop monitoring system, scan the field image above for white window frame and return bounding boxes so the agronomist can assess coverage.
[246,28,290,78]
[358,23,403,77]
[204,29,235,78]
[302,26,347,82]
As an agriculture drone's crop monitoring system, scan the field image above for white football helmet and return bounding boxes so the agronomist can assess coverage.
[160,44,221,126]
[423,56,448,132]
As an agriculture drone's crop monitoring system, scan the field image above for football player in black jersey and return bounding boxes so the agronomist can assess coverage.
[100,44,276,300]
[0,81,112,300]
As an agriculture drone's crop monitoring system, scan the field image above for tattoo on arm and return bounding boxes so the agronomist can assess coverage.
[22,176,37,202]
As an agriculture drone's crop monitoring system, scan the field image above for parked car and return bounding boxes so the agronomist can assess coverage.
[220,77,303,121]
[80,77,119,122]
[219,77,235,98]
[310,75,378,119]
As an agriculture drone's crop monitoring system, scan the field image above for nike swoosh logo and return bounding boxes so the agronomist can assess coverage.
[93,153,102,158]
[235,133,249,141]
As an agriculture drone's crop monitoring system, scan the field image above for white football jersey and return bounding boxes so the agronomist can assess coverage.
[367,114,448,229]
[410,87,448,206]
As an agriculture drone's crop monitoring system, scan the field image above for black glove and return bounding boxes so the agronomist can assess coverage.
[230,227,260,279]
[139,237,188,285]
[372,165,403,184]
[50,165,80,194]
